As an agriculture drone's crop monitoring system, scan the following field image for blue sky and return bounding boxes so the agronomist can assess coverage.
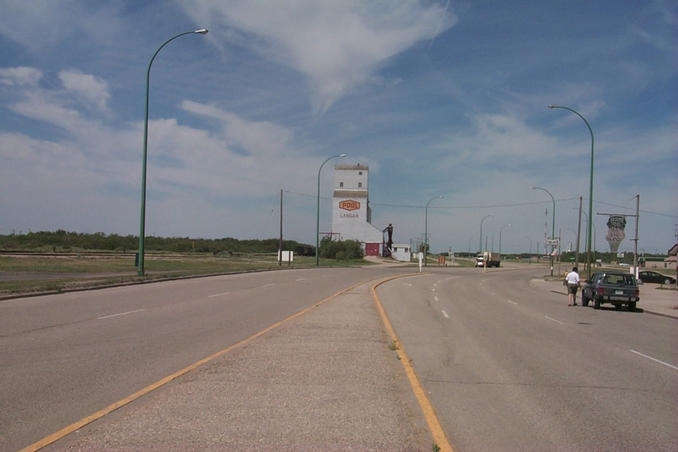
[1,0,676,254]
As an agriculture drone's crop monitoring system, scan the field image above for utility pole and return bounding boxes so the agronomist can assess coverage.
[279,189,283,266]
[575,196,582,269]
[633,194,639,278]
[558,228,562,275]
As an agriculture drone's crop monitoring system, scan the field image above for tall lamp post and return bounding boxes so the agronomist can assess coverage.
[479,214,493,253]
[548,105,594,279]
[532,186,556,276]
[138,28,208,276]
[424,195,444,267]
[316,153,347,265]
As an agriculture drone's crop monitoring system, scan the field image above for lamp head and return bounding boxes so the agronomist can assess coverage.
[194,28,208,34]
[339,153,347,158]
[547,105,555,109]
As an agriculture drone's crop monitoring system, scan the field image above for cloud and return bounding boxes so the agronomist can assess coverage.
[0,66,43,86]
[178,0,456,112]
[0,1,123,52]
[59,70,111,112]
[0,69,331,238]
[181,100,294,156]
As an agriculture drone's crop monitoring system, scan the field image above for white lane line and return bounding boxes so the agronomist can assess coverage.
[98,309,145,320]
[507,299,518,305]
[208,291,231,298]
[295,278,307,282]
[441,310,449,319]
[434,295,439,302]
[263,283,275,288]
[630,350,678,371]
[544,315,564,325]
[404,283,412,287]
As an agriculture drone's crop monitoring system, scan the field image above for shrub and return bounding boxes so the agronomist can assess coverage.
[319,237,363,259]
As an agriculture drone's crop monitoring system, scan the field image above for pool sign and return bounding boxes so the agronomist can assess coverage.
[339,200,360,211]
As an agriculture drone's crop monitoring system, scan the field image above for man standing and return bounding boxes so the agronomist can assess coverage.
[565,267,580,306]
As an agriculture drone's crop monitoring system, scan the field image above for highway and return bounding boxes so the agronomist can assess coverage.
[378,266,678,451]
[2,264,677,451]
[0,266,406,451]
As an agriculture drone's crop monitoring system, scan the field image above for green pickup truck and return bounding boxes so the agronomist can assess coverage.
[581,271,640,310]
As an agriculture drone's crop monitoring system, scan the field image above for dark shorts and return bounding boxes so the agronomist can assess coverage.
[568,283,578,295]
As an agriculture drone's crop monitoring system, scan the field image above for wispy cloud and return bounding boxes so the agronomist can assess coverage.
[0,0,123,51]
[0,66,42,86]
[59,70,111,113]
[179,0,456,112]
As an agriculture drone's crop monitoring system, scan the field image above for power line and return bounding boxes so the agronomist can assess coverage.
[282,190,677,218]
[595,199,678,218]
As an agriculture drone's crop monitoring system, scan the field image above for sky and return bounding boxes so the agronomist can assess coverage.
[1,0,676,254]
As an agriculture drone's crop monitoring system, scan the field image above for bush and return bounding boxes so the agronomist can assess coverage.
[319,237,363,259]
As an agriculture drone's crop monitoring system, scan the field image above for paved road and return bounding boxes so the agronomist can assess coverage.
[378,266,678,451]
[1,266,408,451]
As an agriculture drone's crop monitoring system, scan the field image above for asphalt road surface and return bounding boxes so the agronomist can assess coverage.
[378,266,678,451]
[4,264,677,451]
[0,266,407,451]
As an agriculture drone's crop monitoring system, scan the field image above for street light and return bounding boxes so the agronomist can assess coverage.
[424,195,444,267]
[479,214,493,253]
[316,153,347,265]
[548,105,594,279]
[499,223,511,255]
[532,186,556,276]
[138,28,208,276]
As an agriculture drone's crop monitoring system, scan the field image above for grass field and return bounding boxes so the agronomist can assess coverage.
[0,252,371,296]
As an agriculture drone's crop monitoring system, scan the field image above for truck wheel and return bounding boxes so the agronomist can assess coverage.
[628,302,636,311]
[594,298,600,309]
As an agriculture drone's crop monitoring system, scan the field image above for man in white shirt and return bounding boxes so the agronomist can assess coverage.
[565,267,580,306]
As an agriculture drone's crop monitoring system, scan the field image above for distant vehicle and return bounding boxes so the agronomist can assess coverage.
[476,252,500,268]
[638,271,676,285]
[581,271,639,310]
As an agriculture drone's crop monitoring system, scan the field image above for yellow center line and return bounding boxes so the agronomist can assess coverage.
[371,273,455,452]
[18,277,376,452]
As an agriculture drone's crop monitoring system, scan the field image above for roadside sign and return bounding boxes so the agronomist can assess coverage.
[546,239,559,246]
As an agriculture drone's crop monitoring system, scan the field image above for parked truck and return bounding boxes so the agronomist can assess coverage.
[475,251,501,268]
[581,271,639,310]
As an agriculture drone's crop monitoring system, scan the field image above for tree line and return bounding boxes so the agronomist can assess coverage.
[0,230,315,255]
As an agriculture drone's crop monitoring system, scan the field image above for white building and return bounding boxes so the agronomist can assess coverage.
[391,244,412,262]
[331,164,383,256]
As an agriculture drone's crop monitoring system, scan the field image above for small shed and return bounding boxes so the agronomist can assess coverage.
[391,244,411,262]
